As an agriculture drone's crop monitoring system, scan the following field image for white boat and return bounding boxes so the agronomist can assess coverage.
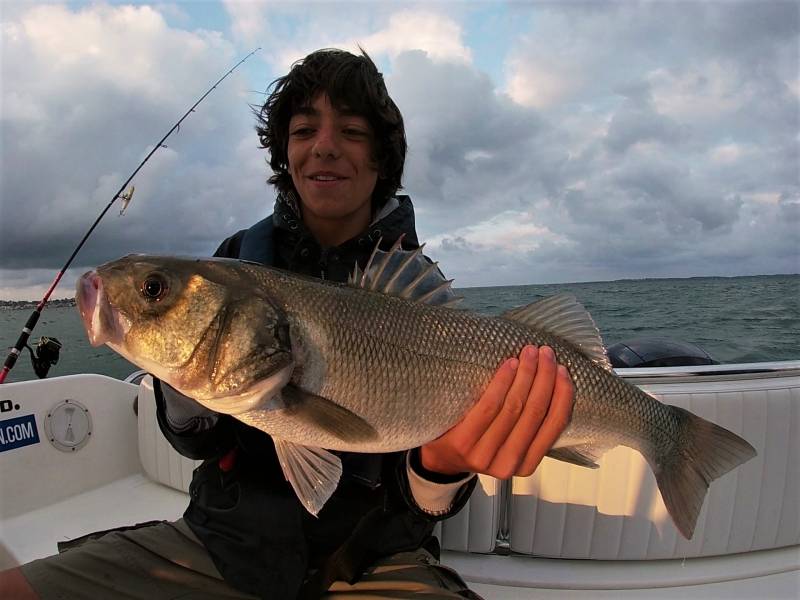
[2,362,799,598]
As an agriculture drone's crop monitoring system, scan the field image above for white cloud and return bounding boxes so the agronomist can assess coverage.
[0,268,84,302]
[361,10,471,63]
[428,210,560,254]
[5,4,230,99]
[273,9,470,71]
[744,192,783,206]
[1,2,797,299]
[709,143,746,165]
[506,56,579,109]
[648,63,746,122]
[0,3,264,286]
[222,0,270,45]
[501,7,620,111]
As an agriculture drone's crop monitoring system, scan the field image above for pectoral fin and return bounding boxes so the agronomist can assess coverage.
[282,385,378,443]
[273,439,342,515]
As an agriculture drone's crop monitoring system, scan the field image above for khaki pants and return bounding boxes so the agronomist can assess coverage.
[20,520,479,599]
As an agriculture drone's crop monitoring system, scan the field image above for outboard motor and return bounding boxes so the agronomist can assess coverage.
[607,337,717,368]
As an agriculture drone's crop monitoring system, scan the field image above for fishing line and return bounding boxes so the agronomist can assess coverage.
[0,47,261,384]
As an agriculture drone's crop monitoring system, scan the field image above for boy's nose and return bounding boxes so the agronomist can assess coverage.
[312,127,341,159]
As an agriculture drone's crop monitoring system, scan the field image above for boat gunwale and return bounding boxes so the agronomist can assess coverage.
[615,360,800,384]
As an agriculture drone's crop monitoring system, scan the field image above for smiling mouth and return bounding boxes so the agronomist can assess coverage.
[309,174,346,182]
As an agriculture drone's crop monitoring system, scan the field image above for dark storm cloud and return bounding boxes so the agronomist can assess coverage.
[779,191,800,224]
[1,2,797,298]
[389,50,547,215]
[440,236,474,253]
[604,90,687,155]
[400,2,798,285]
[0,4,271,278]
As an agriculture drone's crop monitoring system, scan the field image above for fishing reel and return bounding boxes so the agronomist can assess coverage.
[24,336,62,379]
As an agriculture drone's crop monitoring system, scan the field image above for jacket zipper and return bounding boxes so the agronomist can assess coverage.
[318,248,330,280]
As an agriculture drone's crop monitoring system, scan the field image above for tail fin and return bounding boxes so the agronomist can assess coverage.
[652,405,757,539]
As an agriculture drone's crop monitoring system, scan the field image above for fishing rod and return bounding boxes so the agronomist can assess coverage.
[0,47,261,384]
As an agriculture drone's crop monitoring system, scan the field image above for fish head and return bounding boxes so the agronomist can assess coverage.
[76,255,294,410]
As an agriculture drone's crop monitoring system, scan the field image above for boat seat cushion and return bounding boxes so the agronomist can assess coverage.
[137,376,200,494]
[509,374,800,559]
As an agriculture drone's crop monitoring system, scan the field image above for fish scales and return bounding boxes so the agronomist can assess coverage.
[238,263,670,460]
[76,254,757,537]
[240,267,520,449]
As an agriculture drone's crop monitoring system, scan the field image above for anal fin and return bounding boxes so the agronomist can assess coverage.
[547,445,602,468]
[274,439,342,515]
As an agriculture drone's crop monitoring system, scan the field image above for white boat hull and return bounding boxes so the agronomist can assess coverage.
[1,364,799,597]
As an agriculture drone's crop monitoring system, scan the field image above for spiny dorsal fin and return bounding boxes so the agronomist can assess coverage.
[502,293,611,370]
[348,236,462,307]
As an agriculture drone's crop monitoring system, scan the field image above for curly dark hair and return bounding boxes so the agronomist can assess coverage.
[256,48,406,210]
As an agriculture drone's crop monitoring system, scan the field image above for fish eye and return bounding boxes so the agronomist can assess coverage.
[141,274,168,302]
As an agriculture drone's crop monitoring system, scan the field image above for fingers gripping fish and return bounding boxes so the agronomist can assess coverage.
[75,241,756,539]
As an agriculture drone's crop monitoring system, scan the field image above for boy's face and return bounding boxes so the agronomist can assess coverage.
[287,93,379,237]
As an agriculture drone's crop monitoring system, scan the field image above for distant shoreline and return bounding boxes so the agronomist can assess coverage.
[454,272,799,290]
[0,299,76,310]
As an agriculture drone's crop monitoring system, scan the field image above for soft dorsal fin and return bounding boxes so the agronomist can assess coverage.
[348,236,462,307]
[502,293,611,370]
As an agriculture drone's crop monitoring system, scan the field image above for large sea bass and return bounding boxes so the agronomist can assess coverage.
[76,244,756,538]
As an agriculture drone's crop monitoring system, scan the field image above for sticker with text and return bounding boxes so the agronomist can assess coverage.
[0,415,40,452]
[0,399,22,414]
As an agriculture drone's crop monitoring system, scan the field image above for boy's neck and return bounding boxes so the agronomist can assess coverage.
[303,208,371,248]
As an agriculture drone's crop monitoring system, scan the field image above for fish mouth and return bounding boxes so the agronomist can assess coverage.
[76,271,128,347]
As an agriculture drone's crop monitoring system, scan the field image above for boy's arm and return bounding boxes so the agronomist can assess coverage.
[154,378,236,460]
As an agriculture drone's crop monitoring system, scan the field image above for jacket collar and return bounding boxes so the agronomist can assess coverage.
[273,192,420,250]
[272,192,420,280]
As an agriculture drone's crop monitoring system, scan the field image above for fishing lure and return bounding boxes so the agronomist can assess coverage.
[118,186,135,217]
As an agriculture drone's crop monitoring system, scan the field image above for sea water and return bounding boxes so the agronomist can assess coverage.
[1,274,797,383]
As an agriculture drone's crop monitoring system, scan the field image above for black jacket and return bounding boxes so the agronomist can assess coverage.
[155,195,476,599]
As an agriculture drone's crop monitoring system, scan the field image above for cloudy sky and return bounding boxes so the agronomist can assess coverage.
[1,1,797,299]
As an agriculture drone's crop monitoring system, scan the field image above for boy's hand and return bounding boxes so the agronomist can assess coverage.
[420,345,574,479]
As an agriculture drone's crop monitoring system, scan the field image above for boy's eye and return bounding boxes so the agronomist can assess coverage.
[291,127,314,136]
[343,127,368,137]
